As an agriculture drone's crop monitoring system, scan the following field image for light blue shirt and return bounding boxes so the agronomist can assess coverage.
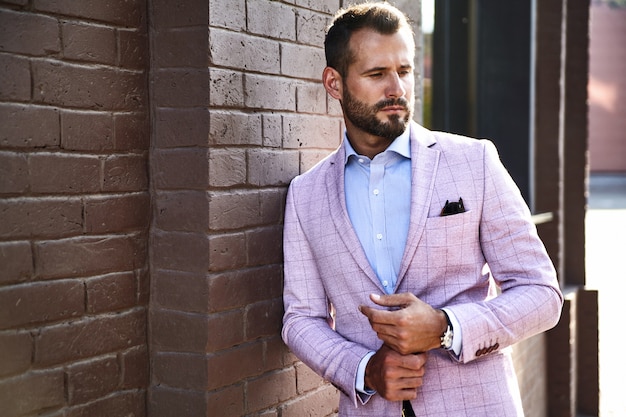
[344,128,412,294]
[344,126,462,399]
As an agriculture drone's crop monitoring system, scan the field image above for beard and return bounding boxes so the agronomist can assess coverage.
[342,87,413,140]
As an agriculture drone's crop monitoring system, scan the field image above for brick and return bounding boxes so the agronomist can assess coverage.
[0,104,60,149]
[209,148,246,187]
[62,22,117,64]
[152,352,207,390]
[86,272,137,313]
[152,270,209,313]
[120,346,149,389]
[208,190,277,231]
[206,384,245,417]
[0,9,60,56]
[35,235,146,279]
[61,111,114,151]
[245,299,283,341]
[205,310,245,351]
[151,308,209,353]
[280,384,339,417]
[32,60,146,111]
[152,148,209,190]
[0,241,33,285]
[262,114,283,148]
[247,0,296,40]
[102,154,148,192]
[209,67,244,107]
[248,148,300,186]
[151,231,210,273]
[208,0,245,30]
[66,391,146,417]
[153,27,207,69]
[118,28,148,70]
[297,82,327,114]
[33,0,144,27]
[247,369,297,413]
[149,385,207,417]
[244,74,297,111]
[0,370,65,416]
[0,331,32,377]
[152,0,208,28]
[265,335,296,371]
[207,265,283,313]
[296,8,329,46]
[0,197,83,239]
[209,111,262,146]
[283,114,341,149]
[154,108,209,148]
[66,356,120,405]
[293,0,339,14]
[84,193,150,233]
[296,362,325,393]
[207,232,247,272]
[152,68,208,107]
[206,342,264,390]
[0,53,30,101]
[29,153,100,194]
[0,280,84,329]
[300,149,332,173]
[34,309,146,366]
[209,28,280,73]
[281,43,325,80]
[0,151,28,194]
[154,190,209,232]
[246,225,283,267]
[114,112,150,150]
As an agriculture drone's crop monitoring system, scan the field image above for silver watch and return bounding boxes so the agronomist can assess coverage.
[440,310,454,350]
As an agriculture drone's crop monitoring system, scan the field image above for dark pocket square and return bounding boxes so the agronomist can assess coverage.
[440,197,465,216]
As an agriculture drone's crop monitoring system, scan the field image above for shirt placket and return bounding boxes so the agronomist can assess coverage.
[370,159,394,294]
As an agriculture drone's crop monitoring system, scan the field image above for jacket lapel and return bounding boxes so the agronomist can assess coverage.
[326,143,383,291]
[397,123,440,286]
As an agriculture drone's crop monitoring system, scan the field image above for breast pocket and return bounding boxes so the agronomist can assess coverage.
[422,211,479,269]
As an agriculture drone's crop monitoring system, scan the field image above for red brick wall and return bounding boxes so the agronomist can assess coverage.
[588,3,626,172]
[0,1,150,416]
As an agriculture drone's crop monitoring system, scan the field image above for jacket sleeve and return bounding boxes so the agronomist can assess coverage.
[281,179,372,406]
[447,140,563,363]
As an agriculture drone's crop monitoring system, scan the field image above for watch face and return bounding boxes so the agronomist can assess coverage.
[441,328,453,349]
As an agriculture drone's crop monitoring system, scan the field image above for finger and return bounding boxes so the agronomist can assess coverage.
[370,292,415,308]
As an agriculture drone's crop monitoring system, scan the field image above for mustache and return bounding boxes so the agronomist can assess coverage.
[374,97,410,112]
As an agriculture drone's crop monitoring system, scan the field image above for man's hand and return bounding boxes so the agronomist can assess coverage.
[359,293,447,355]
[364,344,427,401]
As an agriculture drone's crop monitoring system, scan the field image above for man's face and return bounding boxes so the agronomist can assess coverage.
[341,28,415,141]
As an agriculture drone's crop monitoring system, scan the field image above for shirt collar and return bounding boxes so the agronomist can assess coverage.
[344,125,412,165]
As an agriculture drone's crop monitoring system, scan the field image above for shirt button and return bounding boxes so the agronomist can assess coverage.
[376,233,383,240]
[373,189,380,195]
[358,158,365,164]
[382,280,389,287]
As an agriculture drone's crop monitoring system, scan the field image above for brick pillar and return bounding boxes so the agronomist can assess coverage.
[0,1,150,416]
[149,1,342,416]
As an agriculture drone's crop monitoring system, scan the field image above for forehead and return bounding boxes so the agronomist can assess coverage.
[348,28,415,68]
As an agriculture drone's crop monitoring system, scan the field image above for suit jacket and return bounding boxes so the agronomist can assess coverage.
[282,122,563,416]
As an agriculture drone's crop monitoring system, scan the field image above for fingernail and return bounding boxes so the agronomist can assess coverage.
[371,293,380,301]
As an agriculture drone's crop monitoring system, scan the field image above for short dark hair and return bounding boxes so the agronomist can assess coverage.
[324,2,414,77]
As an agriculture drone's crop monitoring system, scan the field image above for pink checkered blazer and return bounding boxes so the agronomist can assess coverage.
[282,122,563,416]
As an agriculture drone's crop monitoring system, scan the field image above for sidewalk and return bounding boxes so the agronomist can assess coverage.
[585,173,626,417]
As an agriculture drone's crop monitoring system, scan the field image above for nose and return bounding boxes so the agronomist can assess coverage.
[386,72,406,98]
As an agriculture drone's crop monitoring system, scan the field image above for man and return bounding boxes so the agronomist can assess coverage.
[281,3,563,416]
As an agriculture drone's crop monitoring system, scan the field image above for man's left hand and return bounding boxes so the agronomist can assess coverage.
[359,293,447,355]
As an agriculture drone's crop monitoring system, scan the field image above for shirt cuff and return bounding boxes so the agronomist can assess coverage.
[356,351,376,399]
[441,307,463,356]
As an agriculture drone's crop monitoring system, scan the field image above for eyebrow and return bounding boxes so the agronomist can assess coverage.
[362,64,413,74]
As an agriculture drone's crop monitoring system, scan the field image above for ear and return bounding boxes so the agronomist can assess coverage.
[322,67,343,100]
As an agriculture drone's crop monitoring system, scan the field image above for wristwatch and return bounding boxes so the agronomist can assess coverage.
[440,310,454,350]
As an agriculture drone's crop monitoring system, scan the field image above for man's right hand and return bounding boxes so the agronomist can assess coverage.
[364,344,427,401]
